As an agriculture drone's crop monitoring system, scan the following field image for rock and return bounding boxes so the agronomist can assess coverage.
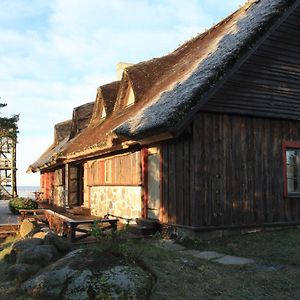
[22,266,78,299]
[7,263,40,282]
[213,255,255,265]
[20,220,38,238]
[12,238,43,254]
[21,249,153,300]
[64,269,93,300]
[32,231,47,239]
[10,238,43,262]
[17,245,58,266]
[44,232,73,254]
[21,250,84,299]
[95,265,152,299]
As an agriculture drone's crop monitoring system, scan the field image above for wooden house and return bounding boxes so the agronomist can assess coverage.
[31,0,300,232]
[27,101,94,207]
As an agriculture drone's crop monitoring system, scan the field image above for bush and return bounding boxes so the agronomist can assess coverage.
[8,198,38,215]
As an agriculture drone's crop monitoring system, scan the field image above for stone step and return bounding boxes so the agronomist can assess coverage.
[136,218,162,230]
[128,224,160,236]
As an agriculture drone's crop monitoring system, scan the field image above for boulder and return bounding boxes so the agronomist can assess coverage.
[10,238,43,262]
[95,265,152,299]
[20,220,38,238]
[21,249,153,300]
[17,245,58,266]
[22,266,78,299]
[63,269,93,300]
[7,263,40,282]
[44,232,73,254]
[32,231,47,239]
[12,238,43,254]
[21,250,84,299]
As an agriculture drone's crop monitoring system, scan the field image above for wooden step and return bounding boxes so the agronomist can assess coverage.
[128,223,161,236]
[136,218,162,230]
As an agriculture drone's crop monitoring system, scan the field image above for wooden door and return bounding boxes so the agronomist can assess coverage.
[147,148,161,219]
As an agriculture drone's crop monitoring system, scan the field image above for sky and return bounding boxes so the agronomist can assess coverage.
[1,0,245,186]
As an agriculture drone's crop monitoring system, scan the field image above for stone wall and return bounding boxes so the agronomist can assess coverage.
[88,186,142,222]
[52,186,65,207]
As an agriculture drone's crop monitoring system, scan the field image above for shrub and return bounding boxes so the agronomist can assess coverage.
[8,198,38,215]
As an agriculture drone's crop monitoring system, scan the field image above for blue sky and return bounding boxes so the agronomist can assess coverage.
[1,0,245,186]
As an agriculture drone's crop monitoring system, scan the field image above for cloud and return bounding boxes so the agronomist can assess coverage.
[1,0,245,185]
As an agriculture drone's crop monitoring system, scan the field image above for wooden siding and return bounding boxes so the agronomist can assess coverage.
[86,151,141,186]
[202,6,300,120]
[40,168,65,206]
[162,112,300,227]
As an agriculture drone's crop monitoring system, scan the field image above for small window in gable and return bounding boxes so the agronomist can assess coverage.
[100,106,106,119]
[125,85,135,107]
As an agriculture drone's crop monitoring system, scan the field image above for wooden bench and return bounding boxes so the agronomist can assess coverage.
[18,209,118,243]
[19,209,48,223]
[67,218,119,242]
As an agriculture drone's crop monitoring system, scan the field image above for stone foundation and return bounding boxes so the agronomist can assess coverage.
[88,186,142,223]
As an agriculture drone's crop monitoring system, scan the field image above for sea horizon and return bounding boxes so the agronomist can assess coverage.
[15,185,40,199]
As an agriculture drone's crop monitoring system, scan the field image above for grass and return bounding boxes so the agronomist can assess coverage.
[0,228,299,299]
[114,235,300,300]
[181,228,300,266]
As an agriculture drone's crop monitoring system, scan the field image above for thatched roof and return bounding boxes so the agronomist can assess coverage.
[114,0,297,139]
[63,0,297,160]
[28,101,94,172]
[69,101,94,138]
[27,120,72,173]
[90,81,120,126]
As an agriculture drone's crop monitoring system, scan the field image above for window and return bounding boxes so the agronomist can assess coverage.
[283,141,300,197]
[105,160,112,183]
[125,86,135,106]
[100,107,106,119]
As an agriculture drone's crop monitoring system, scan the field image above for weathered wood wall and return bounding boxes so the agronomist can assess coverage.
[40,168,65,207]
[162,112,300,227]
[160,7,300,228]
[85,151,141,186]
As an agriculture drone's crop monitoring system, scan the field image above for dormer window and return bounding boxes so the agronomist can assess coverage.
[125,84,135,107]
[100,106,106,119]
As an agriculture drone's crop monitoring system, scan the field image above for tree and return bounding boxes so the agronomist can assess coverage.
[0,102,19,139]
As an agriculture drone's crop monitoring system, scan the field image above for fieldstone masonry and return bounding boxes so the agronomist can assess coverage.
[89,186,142,222]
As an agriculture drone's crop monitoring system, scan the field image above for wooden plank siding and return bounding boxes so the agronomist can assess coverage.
[85,151,141,186]
[40,168,64,206]
[161,112,300,227]
[202,6,300,121]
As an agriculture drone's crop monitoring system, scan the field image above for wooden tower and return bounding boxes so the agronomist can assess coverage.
[0,134,17,198]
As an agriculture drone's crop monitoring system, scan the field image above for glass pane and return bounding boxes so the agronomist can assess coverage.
[286,149,300,193]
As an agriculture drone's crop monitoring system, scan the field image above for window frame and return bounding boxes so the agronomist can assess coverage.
[282,140,300,197]
[104,159,112,183]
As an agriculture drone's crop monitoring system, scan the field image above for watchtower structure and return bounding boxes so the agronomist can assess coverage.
[0,134,17,198]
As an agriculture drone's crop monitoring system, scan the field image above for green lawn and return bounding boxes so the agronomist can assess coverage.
[181,228,300,266]
[120,230,300,300]
[0,228,299,299]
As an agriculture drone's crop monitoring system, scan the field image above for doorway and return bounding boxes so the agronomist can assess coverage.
[147,147,161,219]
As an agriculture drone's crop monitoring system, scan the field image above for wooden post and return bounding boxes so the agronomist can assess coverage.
[65,164,70,208]
[0,135,17,198]
[141,148,148,218]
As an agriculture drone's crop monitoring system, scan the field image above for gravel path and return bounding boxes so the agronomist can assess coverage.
[0,200,19,224]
